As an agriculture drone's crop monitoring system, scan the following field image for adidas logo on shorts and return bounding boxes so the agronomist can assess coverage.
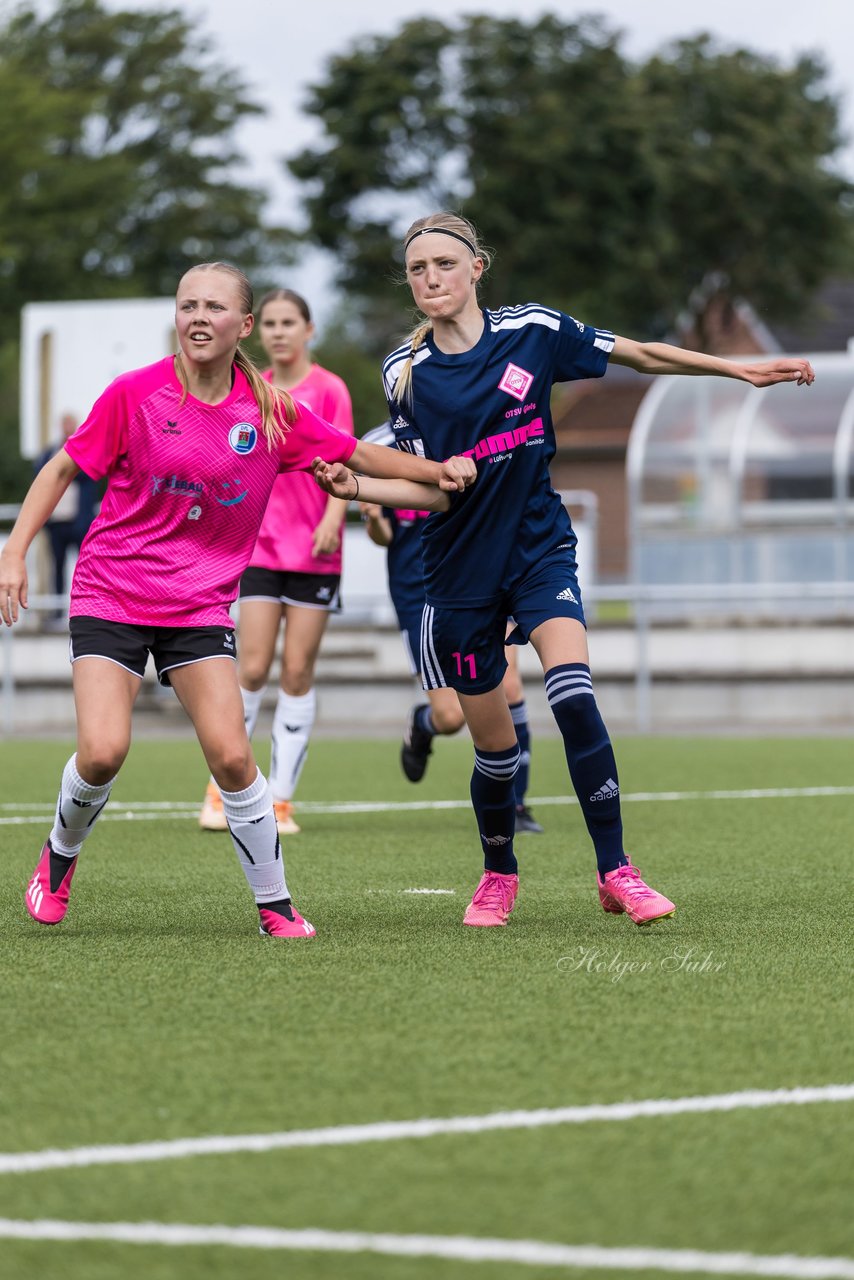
[556,586,578,602]
[590,778,619,802]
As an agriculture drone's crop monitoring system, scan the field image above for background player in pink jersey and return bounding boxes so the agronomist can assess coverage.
[0,261,475,941]
[199,289,355,836]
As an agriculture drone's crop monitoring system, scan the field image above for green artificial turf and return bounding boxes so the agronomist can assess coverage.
[0,735,852,1279]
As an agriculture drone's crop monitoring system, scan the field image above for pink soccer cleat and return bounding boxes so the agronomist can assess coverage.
[258,904,316,939]
[25,841,78,925]
[597,862,675,925]
[463,870,519,927]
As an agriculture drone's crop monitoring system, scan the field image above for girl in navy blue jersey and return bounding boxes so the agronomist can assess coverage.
[314,211,815,929]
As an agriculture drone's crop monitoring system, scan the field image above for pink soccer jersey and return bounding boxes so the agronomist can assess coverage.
[63,357,356,628]
[248,364,354,574]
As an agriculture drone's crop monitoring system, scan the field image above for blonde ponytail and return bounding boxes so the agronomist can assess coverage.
[234,346,294,446]
[393,319,433,408]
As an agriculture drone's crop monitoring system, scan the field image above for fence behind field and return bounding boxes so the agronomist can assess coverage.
[5,581,854,736]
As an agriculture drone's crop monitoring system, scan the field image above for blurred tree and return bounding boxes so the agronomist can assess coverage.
[0,0,291,330]
[288,15,852,343]
[0,0,292,501]
[0,342,30,504]
[641,37,851,333]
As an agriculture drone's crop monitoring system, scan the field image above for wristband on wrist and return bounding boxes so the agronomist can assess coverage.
[352,474,360,501]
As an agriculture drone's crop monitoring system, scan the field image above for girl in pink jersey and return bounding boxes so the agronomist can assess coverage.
[0,262,475,941]
[200,289,355,837]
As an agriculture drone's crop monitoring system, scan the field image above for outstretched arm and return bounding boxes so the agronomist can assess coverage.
[0,448,81,625]
[610,337,815,388]
[313,461,451,513]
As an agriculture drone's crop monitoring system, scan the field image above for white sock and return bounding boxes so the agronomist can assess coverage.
[50,754,116,857]
[270,688,316,803]
[220,768,289,904]
[240,685,264,739]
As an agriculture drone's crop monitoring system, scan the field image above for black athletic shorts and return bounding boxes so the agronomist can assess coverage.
[238,566,342,611]
[69,615,237,687]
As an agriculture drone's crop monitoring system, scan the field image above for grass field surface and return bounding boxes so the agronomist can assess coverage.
[1,734,852,1279]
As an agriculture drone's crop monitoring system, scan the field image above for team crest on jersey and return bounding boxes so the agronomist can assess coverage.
[229,423,257,455]
[498,362,534,401]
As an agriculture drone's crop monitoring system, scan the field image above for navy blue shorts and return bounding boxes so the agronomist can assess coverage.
[69,616,237,687]
[421,548,585,694]
[395,607,424,677]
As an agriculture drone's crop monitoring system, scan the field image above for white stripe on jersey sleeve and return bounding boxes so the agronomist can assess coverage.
[488,304,615,350]
[382,344,432,397]
[488,304,561,333]
[488,302,561,325]
[381,344,411,397]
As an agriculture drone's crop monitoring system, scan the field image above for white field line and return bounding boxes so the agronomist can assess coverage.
[0,1220,852,1278]
[1,1085,851,1177]
[402,888,456,895]
[3,785,854,826]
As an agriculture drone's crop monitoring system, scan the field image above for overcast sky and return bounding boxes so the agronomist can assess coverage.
[115,0,854,318]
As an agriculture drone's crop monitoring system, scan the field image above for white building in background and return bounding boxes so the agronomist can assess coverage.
[19,298,175,456]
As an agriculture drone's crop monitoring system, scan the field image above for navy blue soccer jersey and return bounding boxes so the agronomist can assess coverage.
[383,507,430,619]
[359,424,430,619]
[381,304,613,608]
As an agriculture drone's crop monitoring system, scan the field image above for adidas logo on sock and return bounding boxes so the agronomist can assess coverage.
[590,778,620,801]
[481,833,511,846]
[556,586,577,602]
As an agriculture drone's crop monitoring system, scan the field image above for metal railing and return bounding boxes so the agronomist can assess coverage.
[5,582,854,735]
[593,580,854,731]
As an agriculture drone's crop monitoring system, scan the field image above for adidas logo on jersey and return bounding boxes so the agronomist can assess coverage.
[556,586,578,602]
[392,414,410,431]
[590,778,619,802]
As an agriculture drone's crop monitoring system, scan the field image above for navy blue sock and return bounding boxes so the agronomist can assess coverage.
[508,700,531,807]
[544,663,626,877]
[414,704,435,736]
[470,746,520,874]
